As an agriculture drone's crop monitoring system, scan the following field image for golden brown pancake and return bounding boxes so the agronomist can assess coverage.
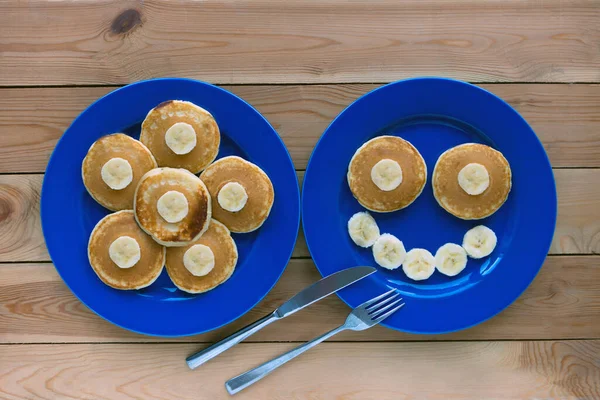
[200,156,274,233]
[134,168,212,246]
[140,100,220,173]
[165,219,238,294]
[432,143,512,219]
[82,134,157,211]
[347,136,427,212]
[87,210,165,290]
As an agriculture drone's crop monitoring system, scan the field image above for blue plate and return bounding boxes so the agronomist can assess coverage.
[41,78,300,337]
[302,78,557,334]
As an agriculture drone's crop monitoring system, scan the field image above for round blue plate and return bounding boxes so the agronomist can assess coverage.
[41,78,300,337]
[302,78,557,334]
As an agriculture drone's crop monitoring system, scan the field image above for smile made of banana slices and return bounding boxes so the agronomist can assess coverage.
[346,210,497,279]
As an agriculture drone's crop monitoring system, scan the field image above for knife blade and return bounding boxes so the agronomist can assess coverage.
[275,266,376,318]
[186,266,376,369]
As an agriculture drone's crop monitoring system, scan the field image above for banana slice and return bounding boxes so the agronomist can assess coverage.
[372,233,406,270]
[458,163,490,195]
[347,211,380,248]
[183,244,215,276]
[371,159,403,191]
[101,157,133,190]
[435,243,468,276]
[108,236,141,269]
[218,182,248,212]
[402,248,435,281]
[157,190,189,223]
[165,122,197,155]
[463,225,497,258]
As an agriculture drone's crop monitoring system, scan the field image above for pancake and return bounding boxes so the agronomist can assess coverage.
[87,210,165,290]
[432,143,512,220]
[140,100,220,173]
[165,219,238,294]
[82,133,157,211]
[200,156,274,233]
[134,167,212,246]
[347,136,427,212]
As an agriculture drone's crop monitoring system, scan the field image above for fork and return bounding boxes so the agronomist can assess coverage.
[225,289,404,395]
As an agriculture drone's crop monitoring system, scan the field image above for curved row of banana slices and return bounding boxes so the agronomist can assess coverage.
[347,211,497,281]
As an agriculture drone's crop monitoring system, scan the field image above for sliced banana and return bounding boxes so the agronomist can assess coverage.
[183,244,215,277]
[347,211,380,248]
[218,182,248,212]
[371,159,403,191]
[165,122,197,155]
[101,157,133,190]
[462,225,497,258]
[402,248,435,281]
[372,233,406,270]
[435,243,468,277]
[108,236,141,269]
[458,163,490,195]
[157,190,189,223]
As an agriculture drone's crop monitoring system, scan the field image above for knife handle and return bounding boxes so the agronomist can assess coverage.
[226,324,346,395]
[186,311,278,370]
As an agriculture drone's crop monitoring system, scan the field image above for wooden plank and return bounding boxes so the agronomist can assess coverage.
[1,256,599,343]
[1,341,598,399]
[0,84,599,172]
[1,169,597,263]
[1,0,599,85]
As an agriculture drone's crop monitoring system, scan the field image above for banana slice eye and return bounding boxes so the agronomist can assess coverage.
[165,122,197,155]
[371,159,403,191]
[347,211,380,248]
[183,244,215,277]
[458,163,490,195]
[101,157,133,190]
[218,182,248,212]
[157,190,189,223]
[108,236,141,269]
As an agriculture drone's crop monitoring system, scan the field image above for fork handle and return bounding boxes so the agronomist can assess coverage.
[186,312,278,370]
[226,325,346,395]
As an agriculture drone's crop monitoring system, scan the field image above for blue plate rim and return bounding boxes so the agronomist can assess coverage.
[41,77,301,337]
[302,76,557,334]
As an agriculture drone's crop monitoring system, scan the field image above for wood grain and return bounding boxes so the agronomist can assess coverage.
[1,169,597,263]
[1,341,598,399]
[0,84,599,172]
[1,0,599,85]
[2,256,600,343]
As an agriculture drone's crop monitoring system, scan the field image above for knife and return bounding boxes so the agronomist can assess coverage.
[186,266,376,369]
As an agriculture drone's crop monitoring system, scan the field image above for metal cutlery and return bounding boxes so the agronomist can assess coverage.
[186,266,377,369]
[225,289,404,395]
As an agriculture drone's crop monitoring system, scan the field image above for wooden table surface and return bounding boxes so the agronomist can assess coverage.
[1,1,599,399]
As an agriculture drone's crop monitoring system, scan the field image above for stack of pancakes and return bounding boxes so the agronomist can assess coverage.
[83,100,274,294]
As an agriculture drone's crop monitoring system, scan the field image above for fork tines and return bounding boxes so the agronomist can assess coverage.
[364,289,405,323]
